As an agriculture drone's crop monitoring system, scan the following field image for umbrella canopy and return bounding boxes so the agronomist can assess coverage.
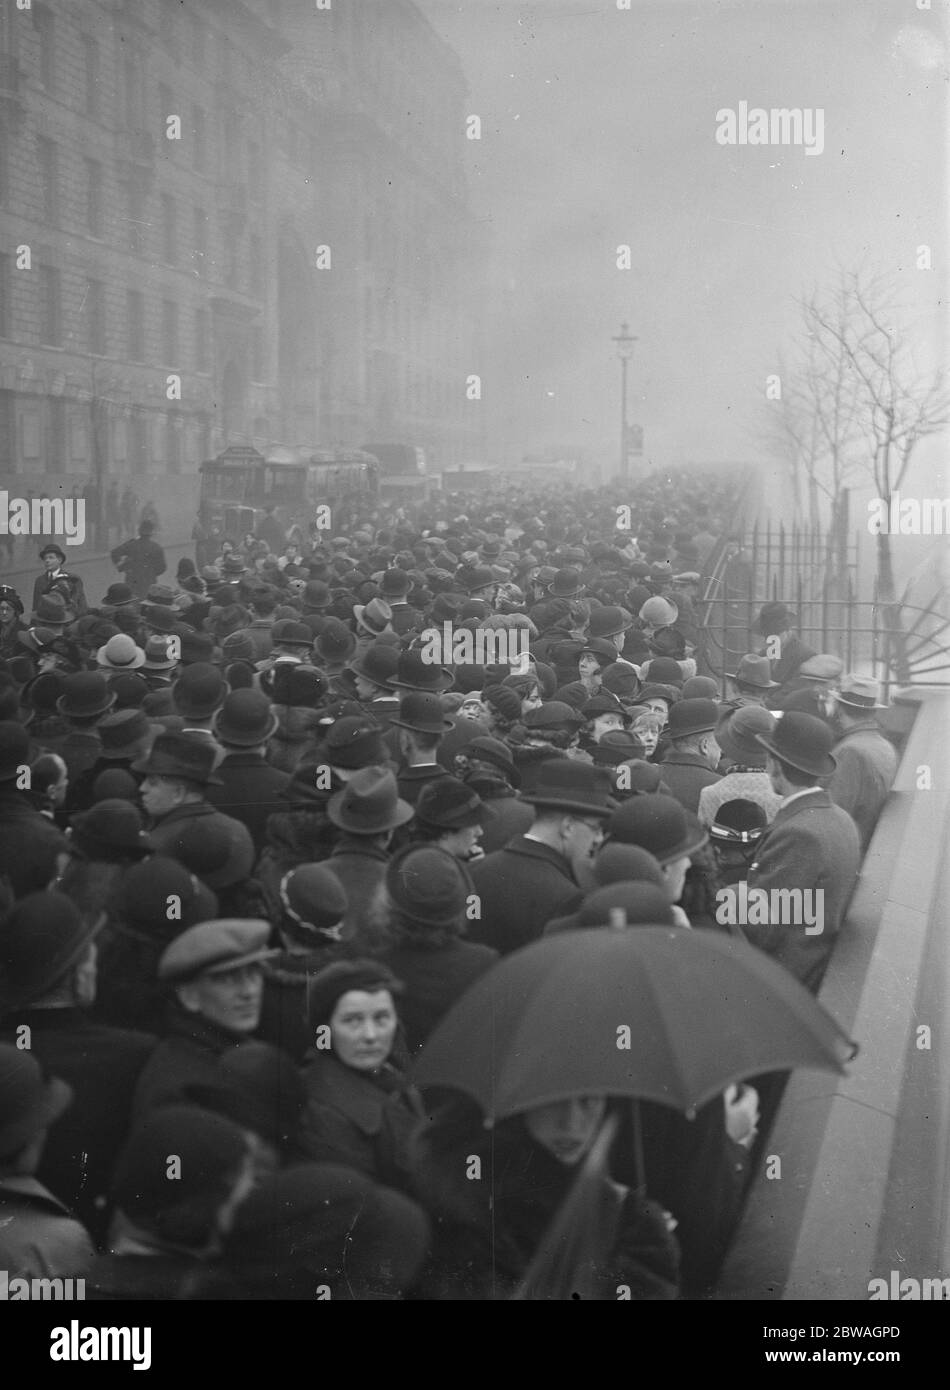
[414,926,856,1119]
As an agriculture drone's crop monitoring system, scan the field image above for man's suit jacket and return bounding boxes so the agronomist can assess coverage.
[828,722,898,853]
[659,750,721,815]
[205,752,291,852]
[468,836,583,955]
[742,788,860,993]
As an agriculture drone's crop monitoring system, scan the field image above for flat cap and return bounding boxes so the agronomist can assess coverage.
[158,918,277,983]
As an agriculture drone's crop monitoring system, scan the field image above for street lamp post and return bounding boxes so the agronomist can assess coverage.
[612,321,637,482]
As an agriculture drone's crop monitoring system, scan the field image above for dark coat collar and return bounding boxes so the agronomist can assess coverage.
[504,836,574,877]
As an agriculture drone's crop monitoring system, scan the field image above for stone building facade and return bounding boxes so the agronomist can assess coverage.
[0,0,485,534]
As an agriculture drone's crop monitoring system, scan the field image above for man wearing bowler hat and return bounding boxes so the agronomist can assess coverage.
[743,711,860,994]
[658,698,722,814]
[132,919,279,1117]
[827,674,897,853]
[32,542,87,617]
[389,691,454,807]
[468,759,615,955]
[378,568,421,635]
[133,730,254,870]
[206,690,290,852]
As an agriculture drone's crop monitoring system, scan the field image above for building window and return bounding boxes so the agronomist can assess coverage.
[82,37,99,117]
[37,136,57,222]
[39,265,61,346]
[87,278,105,355]
[249,234,262,294]
[193,205,207,271]
[127,180,145,255]
[127,289,145,360]
[162,299,177,363]
[193,105,206,171]
[250,327,263,381]
[85,159,102,236]
[161,193,177,264]
[34,5,55,91]
[195,307,210,371]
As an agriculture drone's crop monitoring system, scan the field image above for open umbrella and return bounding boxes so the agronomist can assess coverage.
[414,925,857,1119]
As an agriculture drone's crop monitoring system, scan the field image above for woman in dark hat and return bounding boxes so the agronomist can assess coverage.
[0,586,26,662]
[50,798,155,925]
[376,846,496,1053]
[297,959,423,1189]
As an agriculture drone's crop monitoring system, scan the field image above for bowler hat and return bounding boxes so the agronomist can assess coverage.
[521,759,615,818]
[833,673,886,710]
[548,568,584,598]
[608,794,707,864]
[667,697,719,740]
[524,700,585,730]
[642,656,685,687]
[456,564,496,595]
[312,715,387,770]
[119,856,218,941]
[213,689,280,746]
[681,676,720,700]
[163,816,254,889]
[727,654,778,690]
[716,705,775,766]
[385,845,473,927]
[56,671,116,720]
[348,643,399,688]
[583,693,630,724]
[315,619,357,665]
[271,619,314,649]
[97,707,155,760]
[326,765,414,834]
[755,710,837,778]
[159,917,277,983]
[142,604,179,634]
[69,798,154,860]
[710,799,768,844]
[221,555,246,577]
[0,892,105,1012]
[173,663,230,719]
[591,729,643,766]
[96,633,145,671]
[179,629,216,665]
[267,664,328,708]
[102,582,137,608]
[379,568,411,598]
[756,601,797,636]
[587,606,632,640]
[39,543,67,562]
[222,631,255,664]
[415,776,485,830]
[388,649,454,693]
[0,1046,73,1158]
[592,842,665,888]
[578,882,674,929]
[389,691,454,735]
[133,730,223,784]
[302,580,331,611]
[307,958,404,1028]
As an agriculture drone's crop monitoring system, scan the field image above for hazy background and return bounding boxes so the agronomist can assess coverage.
[419,0,947,525]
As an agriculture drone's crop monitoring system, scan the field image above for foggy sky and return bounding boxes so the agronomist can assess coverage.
[418,0,947,492]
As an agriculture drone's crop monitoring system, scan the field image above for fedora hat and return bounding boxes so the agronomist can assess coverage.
[755,710,836,778]
[415,776,486,831]
[833,673,886,710]
[173,663,230,720]
[326,765,415,835]
[727,654,779,690]
[798,654,845,683]
[0,892,105,1013]
[387,650,454,693]
[56,671,116,720]
[715,704,775,765]
[348,643,399,688]
[213,689,280,747]
[142,635,179,671]
[96,633,145,671]
[455,564,496,595]
[608,794,708,864]
[142,604,180,634]
[0,1045,73,1157]
[389,691,454,736]
[315,619,356,664]
[132,730,223,785]
[312,715,386,770]
[30,594,71,628]
[522,759,615,817]
[587,606,633,640]
[97,707,155,761]
[353,597,393,635]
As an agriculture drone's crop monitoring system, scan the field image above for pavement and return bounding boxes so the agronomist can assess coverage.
[1,536,194,609]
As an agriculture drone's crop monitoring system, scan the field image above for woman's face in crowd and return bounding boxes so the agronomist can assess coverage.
[520,685,542,713]
[525,1095,607,1166]
[590,712,624,742]
[330,989,397,1072]
[642,698,670,725]
[0,600,18,625]
[441,822,483,860]
[578,653,600,682]
[631,716,660,755]
[459,694,486,721]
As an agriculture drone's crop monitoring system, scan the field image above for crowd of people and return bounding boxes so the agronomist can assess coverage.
[0,467,900,1299]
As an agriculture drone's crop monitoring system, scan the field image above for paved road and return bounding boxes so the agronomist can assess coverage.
[0,536,194,609]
